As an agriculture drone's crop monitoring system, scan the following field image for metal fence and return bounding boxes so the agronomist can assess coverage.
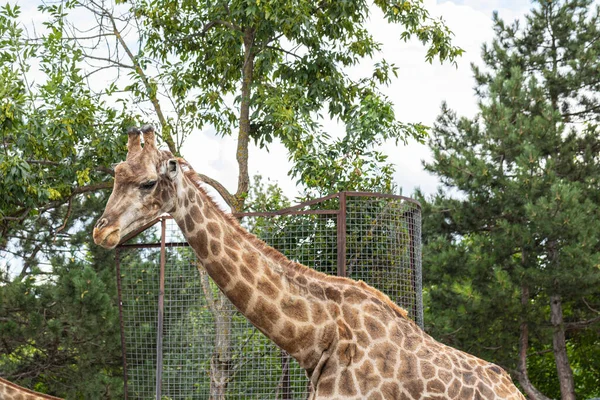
[115,192,422,399]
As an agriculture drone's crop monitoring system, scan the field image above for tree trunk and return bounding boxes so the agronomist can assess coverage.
[235,27,255,208]
[206,26,256,399]
[199,267,232,400]
[550,293,576,400]
[516,283,552,400]
[210,294,233,400]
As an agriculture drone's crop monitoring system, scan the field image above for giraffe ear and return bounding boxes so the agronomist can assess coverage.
[167,159,178,179]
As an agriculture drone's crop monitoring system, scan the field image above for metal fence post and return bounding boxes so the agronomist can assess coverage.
[337,192,347,277]
[155,218,166,400]
[406,208,424,329]
[116,249,129,400]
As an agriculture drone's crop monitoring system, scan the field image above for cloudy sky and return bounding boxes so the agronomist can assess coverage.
[179,0,531,203]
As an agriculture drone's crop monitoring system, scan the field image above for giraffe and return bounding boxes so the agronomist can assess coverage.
[93,125,526,399]
[0,377,63,400]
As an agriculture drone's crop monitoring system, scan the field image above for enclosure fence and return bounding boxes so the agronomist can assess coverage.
[115,192,422,399]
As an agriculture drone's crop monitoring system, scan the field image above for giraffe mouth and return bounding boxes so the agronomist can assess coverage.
[93,227,121,249]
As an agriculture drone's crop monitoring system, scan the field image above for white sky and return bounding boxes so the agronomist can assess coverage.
[179,0,530,202]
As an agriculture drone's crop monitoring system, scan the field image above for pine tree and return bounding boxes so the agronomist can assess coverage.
[0,194,124,398]
[420,1,600,399]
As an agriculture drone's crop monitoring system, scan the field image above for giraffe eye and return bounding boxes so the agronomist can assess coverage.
[140,180,157,190]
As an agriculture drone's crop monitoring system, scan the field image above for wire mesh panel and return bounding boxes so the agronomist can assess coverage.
[345,194,422,324]
[116,192,422,399]
[238,211,339,399]
[118,245,161,399]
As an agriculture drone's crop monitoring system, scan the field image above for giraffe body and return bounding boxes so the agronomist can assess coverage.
[0,377,63,400]
[94,126,526,399]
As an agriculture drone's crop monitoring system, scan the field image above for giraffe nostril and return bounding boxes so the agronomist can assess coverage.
[95,218,108,230]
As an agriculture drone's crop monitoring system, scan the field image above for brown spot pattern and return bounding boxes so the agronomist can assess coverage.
[184,215,194,232]
[369,342,397,378]
[404,379,424,399]
[206,222,222,238]
[398,351,418,380]
[317,377,335,397]
[344,287,368,303]
[365,315,386,340]
[309,283,326,300]
[311,303,327,325]
[253,298,280,329]
[263,266,283,290]
[459,386,474,398]
[477,382,496,399]
[224,235,240,249]
[281,297,309,322]
[204,261,231,288]
[382,382,401,400]
[189,230,209,258]
[421,360,436,379]
[339,369,357,396]
[224,247,239,262]
[228,281,253,313]
[427,379,446,394]
[257,278,279,299]
[288,326,315,354]
[439,368,453,384]
[403,333,421,351]
[448,378,462,398]
[343,305,361,330]
[325,287,342,303]
[239,264,255,284]
[356,360,381,395]
[296,275,307,285]
[210,240,222,256]
[190,204,203,223]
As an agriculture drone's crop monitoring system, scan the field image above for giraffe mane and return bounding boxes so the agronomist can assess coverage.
[178,159,409,321]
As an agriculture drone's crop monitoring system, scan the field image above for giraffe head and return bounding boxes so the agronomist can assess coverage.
[93,125,177,248]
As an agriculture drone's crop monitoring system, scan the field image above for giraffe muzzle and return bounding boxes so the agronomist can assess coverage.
[93,218,121,249]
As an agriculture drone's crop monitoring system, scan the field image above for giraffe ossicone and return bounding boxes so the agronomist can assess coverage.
[94,126,526,399]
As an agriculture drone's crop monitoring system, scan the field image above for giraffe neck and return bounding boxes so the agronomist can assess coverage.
[170,166,337,371]
[0,377,62,400]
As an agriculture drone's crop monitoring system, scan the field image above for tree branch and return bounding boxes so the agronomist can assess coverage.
[263,45,302,59]
[197,173,236,209]
[79,53,134,69]
[54,197,73,236]
[72,181,113,194]
[565,315,600,331]
[202,19,242,34]
[101,6,178,154]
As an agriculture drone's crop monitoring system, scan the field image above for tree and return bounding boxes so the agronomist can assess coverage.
[132,0,463,207]
[420,1,600,399]
[0,4,135,396]
[0,193,126,398]
[0,2,133,264]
